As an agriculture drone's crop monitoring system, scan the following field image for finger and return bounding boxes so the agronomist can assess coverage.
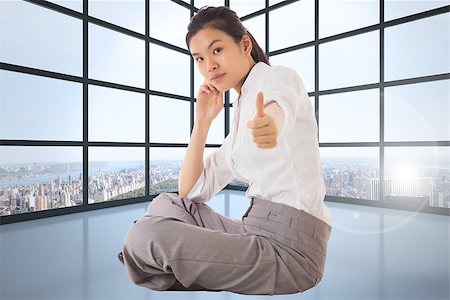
[257,141,276,149]
[200,85,211,94]
[252,135,274,144]
[247,115,272,129]
[209,84,219,94]
[256,91,265,118]
[251,126,277,137]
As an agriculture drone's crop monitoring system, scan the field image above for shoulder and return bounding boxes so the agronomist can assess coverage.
[264,64,304,89]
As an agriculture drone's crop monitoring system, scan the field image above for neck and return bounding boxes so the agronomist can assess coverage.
[235,61,257,95]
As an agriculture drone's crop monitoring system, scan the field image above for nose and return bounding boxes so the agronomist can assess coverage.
[207,59,218,72]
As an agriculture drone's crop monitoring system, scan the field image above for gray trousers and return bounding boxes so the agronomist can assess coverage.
[121,192,331,295]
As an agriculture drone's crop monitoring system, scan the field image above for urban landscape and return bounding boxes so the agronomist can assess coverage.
[1,155,449,216]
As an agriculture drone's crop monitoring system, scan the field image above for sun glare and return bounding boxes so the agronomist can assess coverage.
[392,163,418,181]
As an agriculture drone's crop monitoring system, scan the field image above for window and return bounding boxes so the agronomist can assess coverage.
[150,43,190,96]
[319,0,379,38]
[150,96,191,144]
[230,0,265,18]
[0,146,83,216]
[1,0,448,222]
[0,70,82,141]
[319,31,379,90]
[88,147,145,204]
[89,86,145,143]
[320,147,380,201]
[150,0,190,49]
[269,0,314,52]
[89,23,145,88]
[385,80,450,142]
[89,0,145,34]
[319,89,379,143]
[384,147,449,208]
[150,146,217,196]
[385,13,449,81]
[384,0,449,21]
[0,0,82,76]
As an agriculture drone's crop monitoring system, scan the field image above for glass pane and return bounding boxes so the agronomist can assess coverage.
[150,96,191,144]
[242,14,266,53]
[150,44,190,96]
[320,147,380,200]
[384,147,450,208]
[49,0,82,12]
[269,0,285,5]
[269,0,314,51]
[0,70,82,141]
[0,0,82,76]
[319,89,379,143]
[320,31,379,90]
[88,147,145,204]
[385,13,449,81]
[319,0,379,38]
[194,102,225,144]
[89,23,145,88]
[89,85,145,143]
[89,0,145,34]
[150,0,190,49]
[230,0,265,17]
[0,146,83,216]
[385,0,449,21]
[150,146,216,196]
[269,46,315,93]
[195,0,225,10]
[385,79,450,142]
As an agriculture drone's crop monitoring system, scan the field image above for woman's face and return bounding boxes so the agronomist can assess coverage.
[189,27,255,94]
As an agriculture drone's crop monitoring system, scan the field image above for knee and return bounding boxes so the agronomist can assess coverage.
[124,217,166,253]
[146,192,178,214]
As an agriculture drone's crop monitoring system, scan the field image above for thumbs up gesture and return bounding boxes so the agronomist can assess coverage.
[246,92,278,149]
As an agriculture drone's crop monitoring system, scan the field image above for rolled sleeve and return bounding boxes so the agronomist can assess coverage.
[184,134,235,204]
[260,66,307,140]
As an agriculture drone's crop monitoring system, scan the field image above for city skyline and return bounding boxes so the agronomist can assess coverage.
[1,155,448,216]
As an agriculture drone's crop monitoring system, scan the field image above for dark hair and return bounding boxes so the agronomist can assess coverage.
[186,6,270,65]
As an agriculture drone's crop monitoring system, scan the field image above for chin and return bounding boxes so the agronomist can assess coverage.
[216,83,232,93]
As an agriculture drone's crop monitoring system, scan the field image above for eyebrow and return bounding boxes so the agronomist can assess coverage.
[191,39,222,57]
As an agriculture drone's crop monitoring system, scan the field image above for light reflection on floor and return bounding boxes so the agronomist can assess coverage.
[1,190,449,300]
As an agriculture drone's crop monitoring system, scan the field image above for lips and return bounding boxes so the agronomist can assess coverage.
[211,73,225,81]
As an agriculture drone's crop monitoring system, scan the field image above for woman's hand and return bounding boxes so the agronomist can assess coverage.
[195,81,224,124]
[247,92,278,149]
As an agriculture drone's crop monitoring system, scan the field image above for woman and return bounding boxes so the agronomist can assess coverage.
[120,6,332,295]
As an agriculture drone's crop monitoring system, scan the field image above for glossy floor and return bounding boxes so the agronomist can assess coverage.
[1,190,449,300]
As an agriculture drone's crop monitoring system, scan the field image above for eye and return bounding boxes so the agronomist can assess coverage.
[213,48,222,54]
[195,57,203,62]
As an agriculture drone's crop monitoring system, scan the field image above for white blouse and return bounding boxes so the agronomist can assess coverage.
[185,61,332,226]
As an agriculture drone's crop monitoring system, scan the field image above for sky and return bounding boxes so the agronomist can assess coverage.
[0,0,448,163]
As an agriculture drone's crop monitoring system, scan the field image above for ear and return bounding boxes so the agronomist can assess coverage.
[241,35,253,56]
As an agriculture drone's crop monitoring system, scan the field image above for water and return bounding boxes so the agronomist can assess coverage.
[0,161,145,189]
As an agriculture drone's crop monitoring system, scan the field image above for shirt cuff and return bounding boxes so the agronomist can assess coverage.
[184,170,207,203]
